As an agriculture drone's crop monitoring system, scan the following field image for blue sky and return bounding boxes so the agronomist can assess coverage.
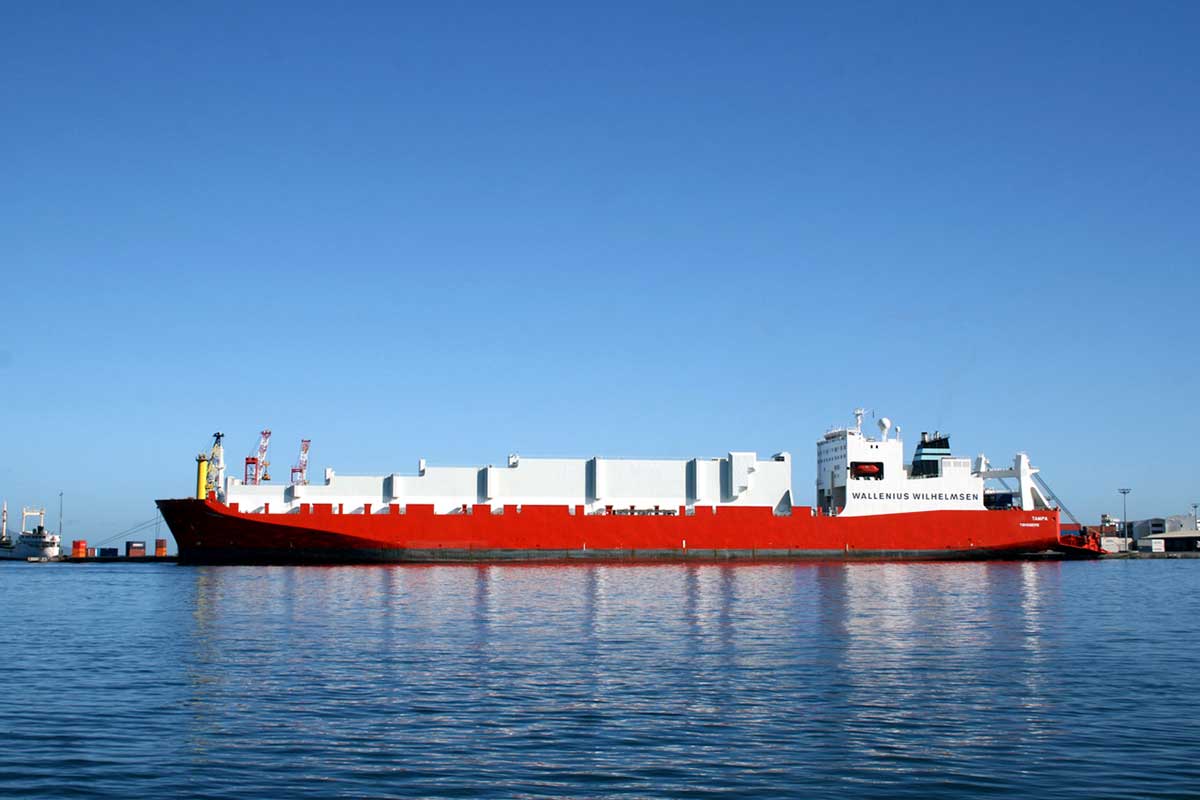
[2,1,1197,536]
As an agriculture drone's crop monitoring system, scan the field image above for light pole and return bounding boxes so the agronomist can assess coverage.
[1192,503,1198,532]
[1118,488,1131,551]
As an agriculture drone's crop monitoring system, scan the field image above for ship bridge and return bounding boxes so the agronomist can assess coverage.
[816,409,1063,518]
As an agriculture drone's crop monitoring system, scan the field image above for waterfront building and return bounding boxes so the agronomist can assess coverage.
[1133,515,1200,553]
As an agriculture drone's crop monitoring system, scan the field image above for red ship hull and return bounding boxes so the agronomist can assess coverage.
[156,498,1101,564]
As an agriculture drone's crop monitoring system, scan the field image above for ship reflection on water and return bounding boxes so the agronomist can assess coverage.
[9,559,1193,798]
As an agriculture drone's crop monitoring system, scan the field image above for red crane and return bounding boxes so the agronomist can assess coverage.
[290,439,311,485]
[244,429,272,485]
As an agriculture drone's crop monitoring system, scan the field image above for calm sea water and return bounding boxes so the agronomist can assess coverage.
[1,560,1197,799]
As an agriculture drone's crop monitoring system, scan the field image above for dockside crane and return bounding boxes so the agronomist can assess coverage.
[244,429,272,484]
[291,439,311,485]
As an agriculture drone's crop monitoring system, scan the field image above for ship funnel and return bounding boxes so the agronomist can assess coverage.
[877,417,892,441]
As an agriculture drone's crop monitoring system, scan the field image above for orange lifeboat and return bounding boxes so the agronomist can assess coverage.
[851,463,881,477]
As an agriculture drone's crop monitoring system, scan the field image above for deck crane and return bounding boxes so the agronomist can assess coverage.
[205,432,226,498]
[244,429,272,485]
[290,439,311,485]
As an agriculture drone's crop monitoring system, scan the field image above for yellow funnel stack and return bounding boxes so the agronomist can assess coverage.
[196,455,209,499]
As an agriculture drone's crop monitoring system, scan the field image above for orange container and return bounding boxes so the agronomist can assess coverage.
[154,539,168,558]
[71,540,88,558]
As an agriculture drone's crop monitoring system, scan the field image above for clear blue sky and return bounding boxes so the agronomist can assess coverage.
[2,1,1197,537]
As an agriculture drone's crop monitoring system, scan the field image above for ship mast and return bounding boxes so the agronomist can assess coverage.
[21,507,45,533]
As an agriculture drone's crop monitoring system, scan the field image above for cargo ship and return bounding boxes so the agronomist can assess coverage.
[156,410,1102,564]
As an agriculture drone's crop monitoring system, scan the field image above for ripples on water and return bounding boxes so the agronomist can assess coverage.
[1,560,1198,798]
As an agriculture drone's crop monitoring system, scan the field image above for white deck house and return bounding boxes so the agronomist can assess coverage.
[224,451,795,516]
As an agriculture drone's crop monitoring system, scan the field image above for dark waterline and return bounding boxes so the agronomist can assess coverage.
[1,560,1196,799]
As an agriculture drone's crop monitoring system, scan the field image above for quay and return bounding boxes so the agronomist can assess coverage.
[1103,551,1200,559]
[64,555,178,564]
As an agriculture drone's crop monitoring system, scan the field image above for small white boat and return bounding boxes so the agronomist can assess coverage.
[0,503,62,561]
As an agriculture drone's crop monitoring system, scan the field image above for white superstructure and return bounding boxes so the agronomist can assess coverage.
[815,409,1060,517]
[222,451,795,516]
